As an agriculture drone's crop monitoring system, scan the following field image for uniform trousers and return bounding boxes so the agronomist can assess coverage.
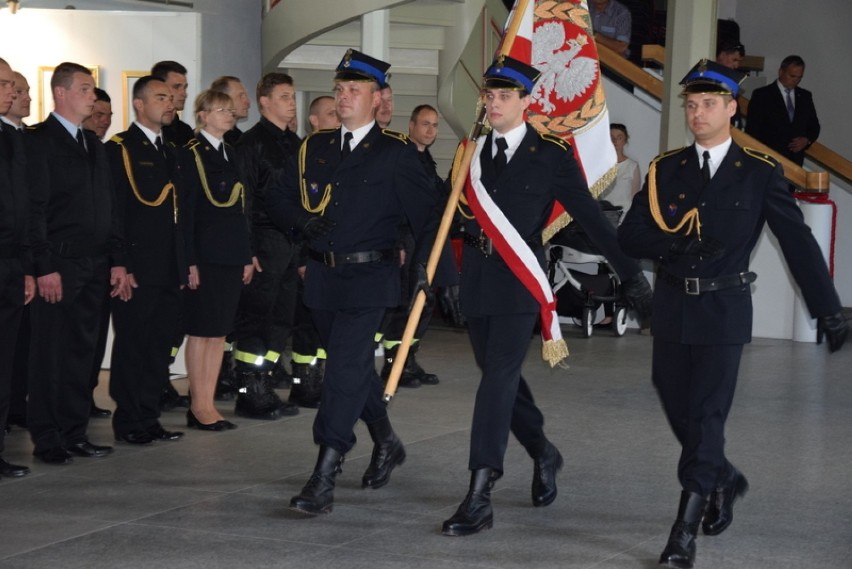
[9,306,29,423]
[110,285,182,437]
[0,257,25,452]
[466,312,547,473]
[291,277,323,361]
[28,255,110,452]
[652,339,743,496]
[230,229,299,367]
[310,306,388,453]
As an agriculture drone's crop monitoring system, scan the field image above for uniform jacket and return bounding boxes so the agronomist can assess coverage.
[182,134,252,267]
[0,123,30,270]
[618,143,840,344]
[459,124,640,317]
[233,116,302,233]
[106,124,188,287]
[267,123,439,310]
[25,114,125,276]
[746,83,820,166]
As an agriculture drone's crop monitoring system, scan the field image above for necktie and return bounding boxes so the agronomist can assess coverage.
[341,131,353,159]
[218,142,227,161]
[76,128,87,152]
[785,88,795,121]
[701,150,711,185]
[155,135,166,159]
[494,137,508,175]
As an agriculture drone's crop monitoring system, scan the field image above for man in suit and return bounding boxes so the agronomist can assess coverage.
[441,56,652,537]
[618,59,848,569]
[228,72,302,418]
[0,57,34,478]
[25,62,130,465]
[746,55,820,166]
[1,68,33,433]
[106,76,187,445]
[267,49,439,515]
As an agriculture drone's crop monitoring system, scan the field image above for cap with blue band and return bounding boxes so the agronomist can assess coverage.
[680,58,746,97]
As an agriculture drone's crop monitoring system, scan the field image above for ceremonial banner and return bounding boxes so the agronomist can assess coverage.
[501,0,618,241]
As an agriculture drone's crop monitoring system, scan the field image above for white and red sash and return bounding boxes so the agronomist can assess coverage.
[465,135,569,367]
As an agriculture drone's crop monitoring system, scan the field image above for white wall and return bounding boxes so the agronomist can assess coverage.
[0,9,201,142]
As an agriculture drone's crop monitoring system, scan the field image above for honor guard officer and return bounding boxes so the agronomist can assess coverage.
[618,60,848,569]
[227,72,303,419]
[0,57,34,478]
[106,76,188,445]
[267,49,439,515]
[25,62,130,464]
[442,56,652,537]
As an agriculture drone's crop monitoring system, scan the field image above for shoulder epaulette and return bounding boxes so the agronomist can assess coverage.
[539,132,570,151]
[109,134,124,144]
[651,146,687,165]
[381,128,408,143]
[24,124,39,132]
[184,138,201,150]
[742,147,778,167]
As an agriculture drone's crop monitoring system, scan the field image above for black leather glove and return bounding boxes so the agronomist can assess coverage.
[301,215,336,239]
[622,272,653,329]
[819,311,849,353]
[408,263,434,313]
[670,236,726,259]
[439,284,466,328]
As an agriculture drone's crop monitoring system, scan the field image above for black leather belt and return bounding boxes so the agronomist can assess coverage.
[462,231,541,257]
[52,241,108,258]
[657,267,757,295]
[308,248,395,268]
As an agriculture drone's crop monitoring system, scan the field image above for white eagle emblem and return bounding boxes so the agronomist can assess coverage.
[532,21,598,114]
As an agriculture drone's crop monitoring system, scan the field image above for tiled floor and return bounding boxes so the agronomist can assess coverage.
[1,326,851,568]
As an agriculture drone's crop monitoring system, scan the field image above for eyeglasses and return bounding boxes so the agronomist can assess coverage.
[209,107,236,116]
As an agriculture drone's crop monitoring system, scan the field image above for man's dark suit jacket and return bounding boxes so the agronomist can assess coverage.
[746,81,820,166]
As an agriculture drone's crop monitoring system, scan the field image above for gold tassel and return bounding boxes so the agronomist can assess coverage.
[542,338,570,368]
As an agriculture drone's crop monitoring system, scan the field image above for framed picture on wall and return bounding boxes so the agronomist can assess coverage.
[37,65,99,121]
[121,70,148,130]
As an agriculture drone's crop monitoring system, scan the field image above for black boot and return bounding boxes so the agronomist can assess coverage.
[531,441,563,507]
[269,359,292,389]
[361,416,406,489]
[234,369,299,420]
[407,343,439,385]
[381,345,420,388]
[659,491,707,569]
[289,361,324,408]
[702,467,748,536]
[290,446,344,515]
[215,351,239,401]
[442,468,501,536]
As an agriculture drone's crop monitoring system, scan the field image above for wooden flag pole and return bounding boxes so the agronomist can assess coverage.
[383,0,532,402]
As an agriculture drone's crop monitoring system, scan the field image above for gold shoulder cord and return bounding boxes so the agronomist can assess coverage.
[298,136,332,214]
[647,155,702,238]
[190,145,244,211]
[118,142,178,224]
[450,142,475,220]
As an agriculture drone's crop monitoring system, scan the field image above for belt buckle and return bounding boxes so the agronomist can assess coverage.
[478,234,492,257]
[684,277,700,295]
[323,251,336,268]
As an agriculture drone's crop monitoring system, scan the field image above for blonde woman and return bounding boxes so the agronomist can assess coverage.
[182,90,256,430]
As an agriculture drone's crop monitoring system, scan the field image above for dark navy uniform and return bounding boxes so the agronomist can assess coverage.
[268,123,438,453]
[618,143,842,496]
[459,125,642,473]
[106,125,188,439]
[25,115,125,456]
[162,117,195,147]
[0,121,30,459]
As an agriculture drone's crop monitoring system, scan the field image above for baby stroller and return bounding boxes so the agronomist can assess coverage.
[547,201,628,338]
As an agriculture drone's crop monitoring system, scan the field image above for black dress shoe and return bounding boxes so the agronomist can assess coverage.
[0,457,31,477]
[34,447,73,465]
[115,431,155,445]
[67,441,114,457]
[147,425,184,441]
[89,404,112,418]
[532,442,564,507]
[186,409,227,431]
[702,469,749,536]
